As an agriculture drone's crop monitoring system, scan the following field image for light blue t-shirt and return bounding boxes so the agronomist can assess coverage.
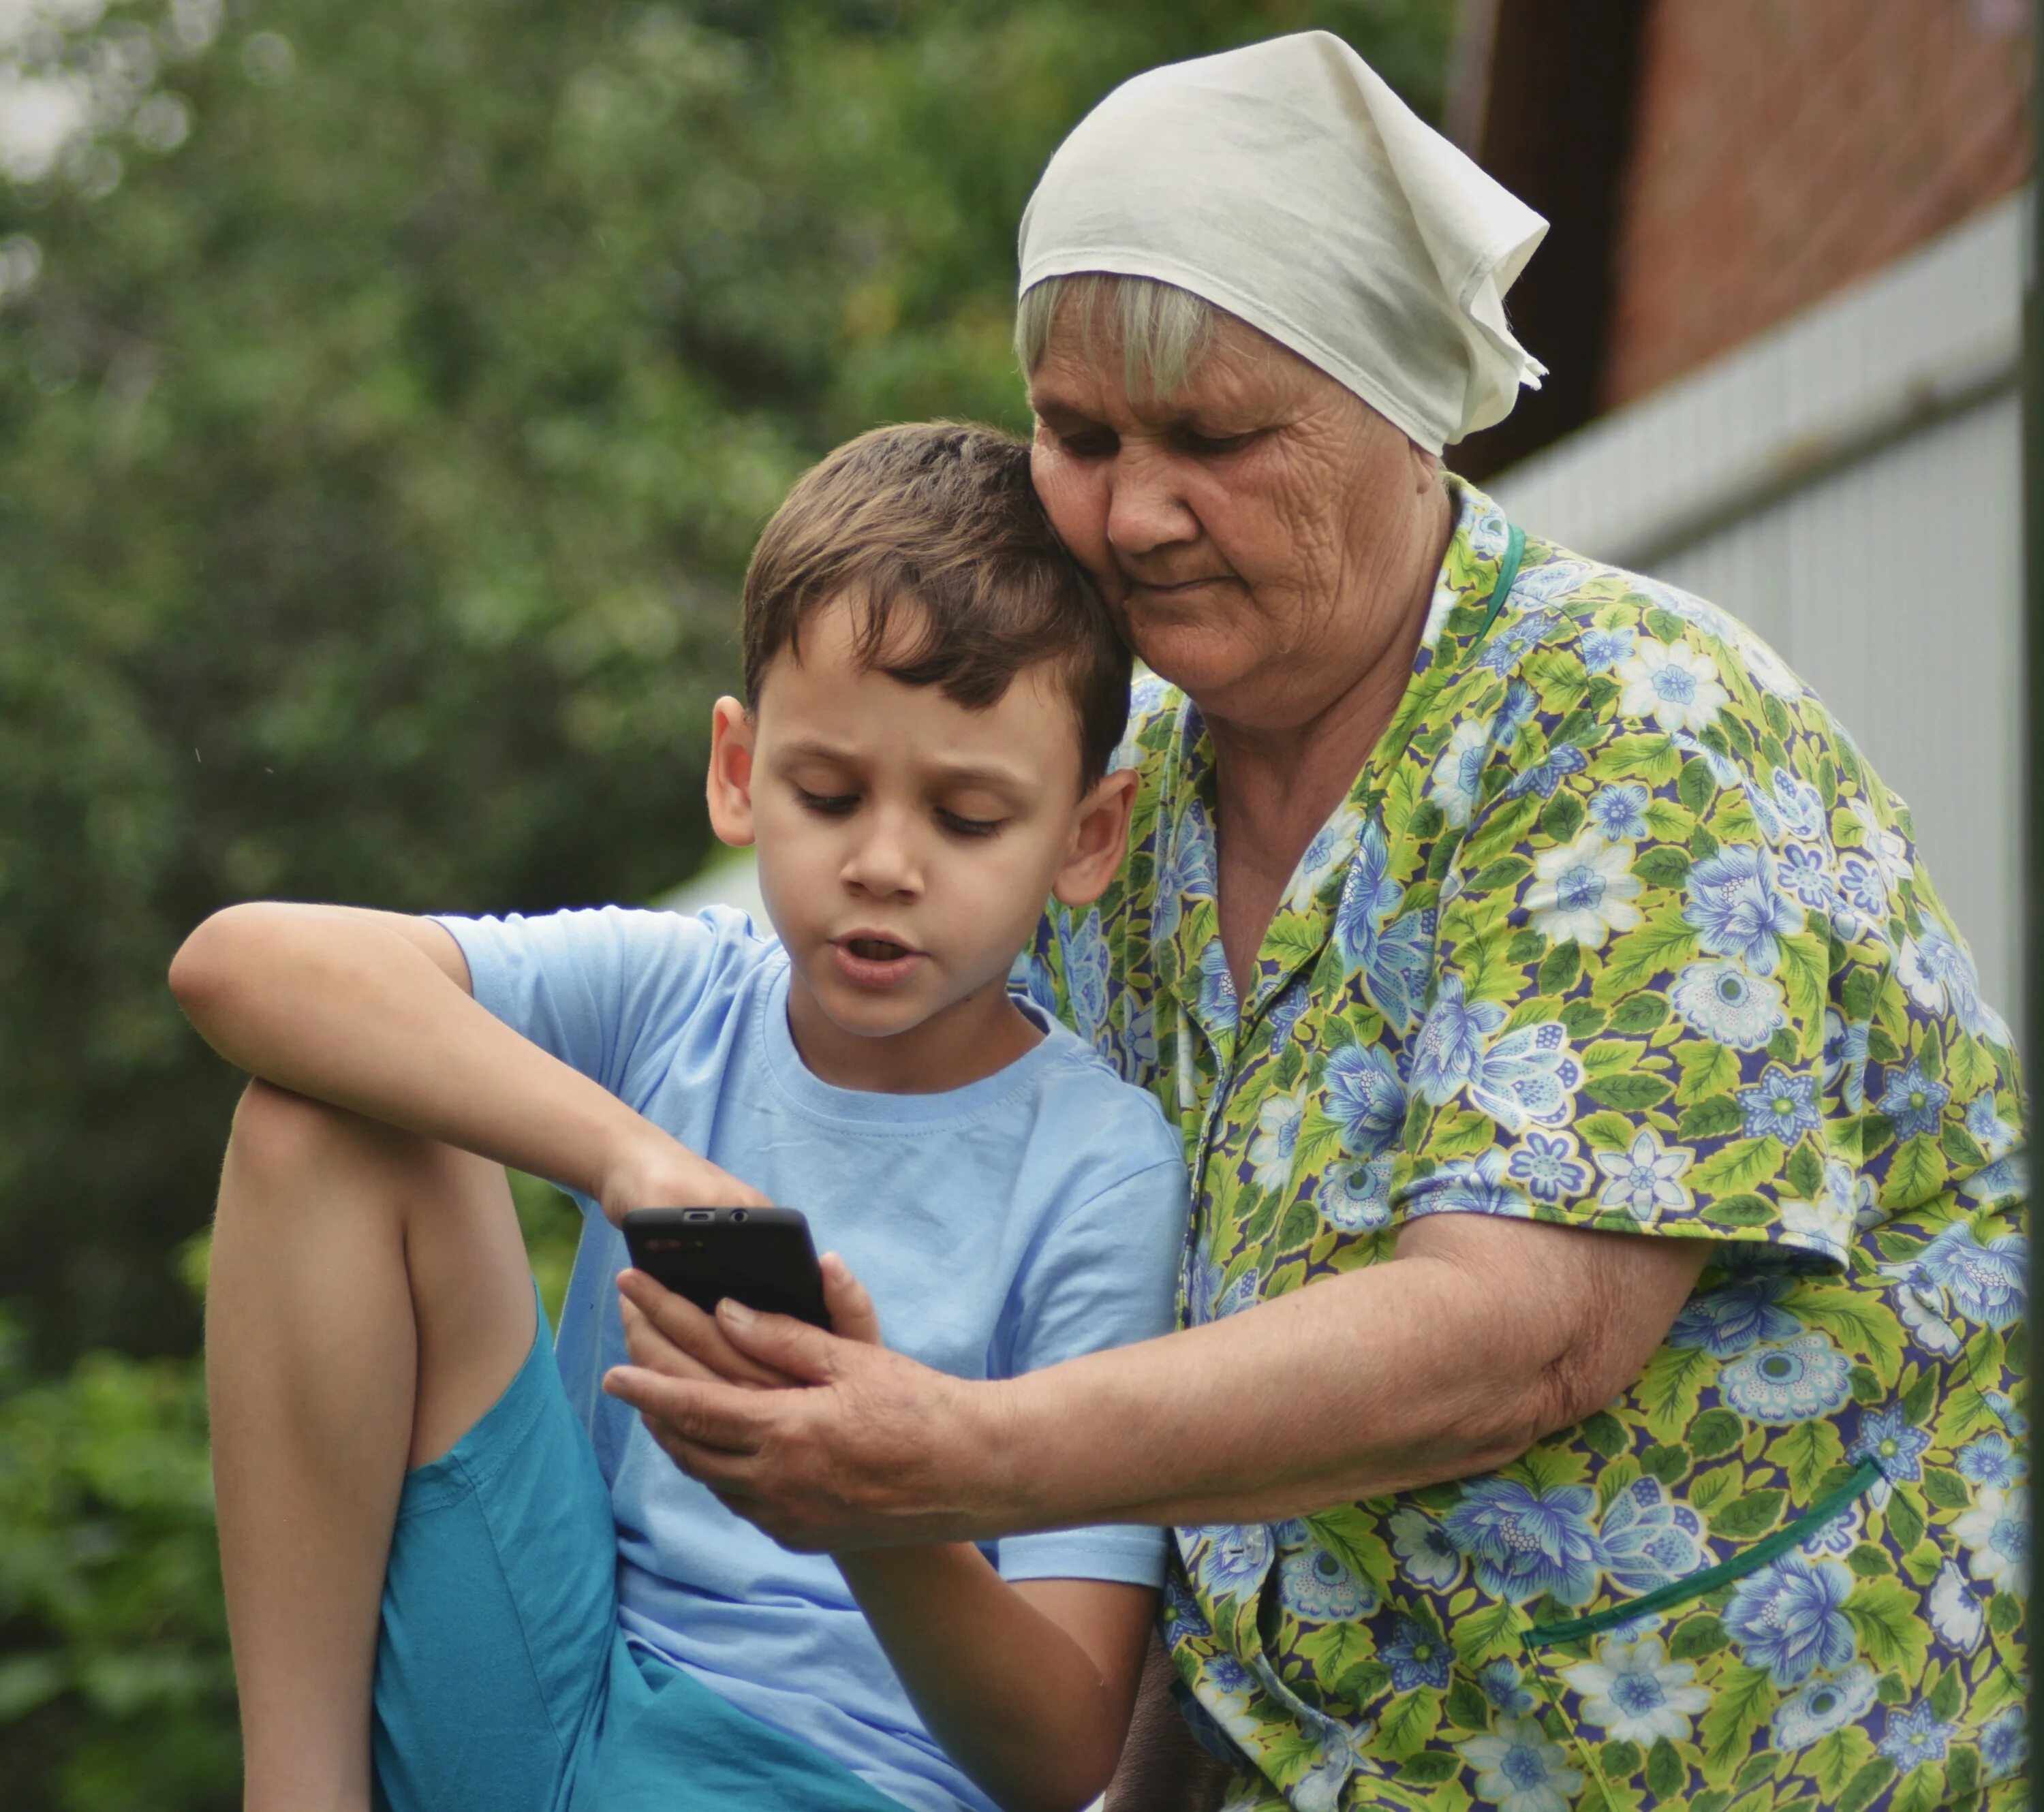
[437,905,1190,1812]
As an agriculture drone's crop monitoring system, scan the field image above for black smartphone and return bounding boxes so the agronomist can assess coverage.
[620,1206,831,1328]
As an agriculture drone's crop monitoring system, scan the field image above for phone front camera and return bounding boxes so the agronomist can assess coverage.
[730,1208,749,1223]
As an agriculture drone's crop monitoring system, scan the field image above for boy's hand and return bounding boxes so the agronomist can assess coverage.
[596,1125,768,1225]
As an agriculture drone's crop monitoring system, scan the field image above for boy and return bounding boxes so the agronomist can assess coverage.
[172,422,1188,1812]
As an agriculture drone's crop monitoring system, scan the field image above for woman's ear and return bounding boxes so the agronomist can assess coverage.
[706,696,758,848]
[1051,767,1138,907]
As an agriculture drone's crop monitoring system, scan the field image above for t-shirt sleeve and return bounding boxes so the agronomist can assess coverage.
[433,905,749,1109]
[993,1106,1189,1587]
[1399,704,1848,1272]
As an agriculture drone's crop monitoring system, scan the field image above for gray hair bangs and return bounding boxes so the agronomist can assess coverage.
[1014,273,1220,402]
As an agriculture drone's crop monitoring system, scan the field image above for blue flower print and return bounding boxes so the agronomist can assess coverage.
[1966,1093,2016,1157]
[1877,1702,1951,1769]
[1503,742,1589,800]
[1152,794,1217,946]
[1836,852,1887,920]
[1875,1059,1949,1141]
[1246,1091,1305,1193]
[1684,843,1806,975]
[1800,1499,1861,1557]
[1671,959,1786,1050]
[1722,1333,1854,1423]
[1985,1388,2028,1439]
[1496,678,1538,740]
[1282,802,1364,913]
[1848,1404,1932,1481]
[1724,1552,1857,1685]
[1319,1154,1393,1232]
[1062,907,1111,1044]
[1429,719,1491,829]
[1477,1658,1535,1717]
[1982,1707,2028,1781]
[1193,1523,1273,1602]
[1265,984,1311,1049]
[1587,782,1650,841]
[1381,1616,1452,1692]
[1446,1479,1605,1608]
[1917,1221,2026,1328]
[1768,767,1825,841]
[1560,1634,1712,1745]
[1456,1717,1583,1812]
[1194,940,1236,1029]
[1474,608,1564,674]
[1160,1572,1213,1639]
[1672,729,1741,789]
[1771,1664,1877,1749]
[1928,1557,1984,1653]
[1961,1153,2028,1206]
[1388,1506,1463,1590]
[1333,822,1434,1033]
[1822,1009,1870,1110]
[1898,924,2013,1047]
[1008,950,1058,1016]
[1957,1433,2019,1488]
[1776,842,1836,914]
[1668,1272,1801,1356]
[1512,558,1594,604]
[1410,973,1502,1101]
[1953,1484,2028,1593]
[1599,1476,1705,1593]
[1320,1042,1406,1156]
[1427,1149,1523,1217]
[1278,1542,1374,1624]
[1737,1063,1823,1142]
[1581,627,1635,673]
[1593,1128,1693,1225]
[1507,1130,1592,1204]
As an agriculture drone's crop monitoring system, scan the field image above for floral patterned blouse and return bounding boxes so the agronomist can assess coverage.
[1019,482,2028,1812]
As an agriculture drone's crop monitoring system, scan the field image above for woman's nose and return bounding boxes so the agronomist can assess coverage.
[1104,446,1199,558]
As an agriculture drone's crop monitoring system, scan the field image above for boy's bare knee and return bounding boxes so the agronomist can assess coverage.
[227,1080,361,1183]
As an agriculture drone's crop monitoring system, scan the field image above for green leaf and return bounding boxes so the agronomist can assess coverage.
[1991,1591,2022,1634]
[1508,928,1547,965]
[1581,1410,1628,1458]
[1678,757,1719,816]
[1639,1344,1713,1442]
[1540,792,1585,843]
[1646,608,1686,642]
[1927,1662,1962,1721]
[1700,1663,1776,1776]
[1676,1041,1741,1105]
[1848,1544,1892,1578]
[1600,1738,1642,1779]
[1646,1735,1686,1798]
[1777,933,1828,1029]
[1948,1031,1998,1098]
[1669,1614,1728,1661]
[1688,823,1720,861]
[1444,1676,1491,1732]
[1692,1136,1785,1194]
[1844,1578,1930,1681]
[1841,969,1879,1022]
[1634,846,1692,889]
[1608,995,1670,1033]
[1712,1193,1777,1227]
[1734,1749,1781,1794]
[1690,1461,1743,1508]
[1890,1762,1946,1812]
[1678,1096,1744,1139]
[1375,1685,1441,1761]
[1776,1420,1845,1499]
[1409,798,1448,842]
[1578,1110,1639,1151]
[1794,1287,1904,1373]
[1947,1743,1978,1800]
[1766,1027,1801,1065]
[1538,940,1581,994]
[1690,1411,1743,1462]
[1889,1134,1946,1204]
[1713,1488,1784,1539]
[1561,999,1609,1038]
[1902,1364,1937,1426]
[1596,903,1701,999]
[1784,1142,1824,1200]
[1451,1599,1525,1665]
[1587,1072,1673,1111]
[1885,1488,1925,1552]
[1921,1467,1970,1510]
[1940,1122,1987,1170]
[1641,1442,1690,1482]
[1399,1750,1458,1784]
[1468,856,1532,894]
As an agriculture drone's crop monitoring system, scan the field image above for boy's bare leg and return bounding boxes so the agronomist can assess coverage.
[205,1080,538,1812]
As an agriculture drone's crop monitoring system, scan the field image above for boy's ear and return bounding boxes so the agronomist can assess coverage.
[1051,767,1138,908]
[706,696,758,848]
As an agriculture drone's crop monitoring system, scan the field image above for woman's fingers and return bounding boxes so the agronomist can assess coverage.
[820,1251,884,1346]
[618,1269,801,1389]
[602,1363,772,1455]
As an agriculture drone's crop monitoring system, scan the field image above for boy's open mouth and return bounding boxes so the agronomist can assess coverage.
[844,937,911,961]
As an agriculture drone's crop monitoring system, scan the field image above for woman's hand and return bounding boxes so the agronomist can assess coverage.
[604,1280,999,1550]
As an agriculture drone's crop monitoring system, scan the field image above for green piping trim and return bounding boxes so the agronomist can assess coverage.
[1467,522,1526,655]
[1519,1458,1886,1651]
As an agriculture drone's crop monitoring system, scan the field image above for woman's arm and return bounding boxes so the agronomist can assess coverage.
[605,1208,1709,1546]
[169,902,759,1215]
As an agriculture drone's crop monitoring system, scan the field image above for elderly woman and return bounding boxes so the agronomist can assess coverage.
[615,33,2030,1811]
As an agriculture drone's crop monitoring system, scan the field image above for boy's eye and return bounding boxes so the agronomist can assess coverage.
[796,787,858,816]
[938,809,1004,839]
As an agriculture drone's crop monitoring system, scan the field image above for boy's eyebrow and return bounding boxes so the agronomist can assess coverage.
[773,739,1037,794]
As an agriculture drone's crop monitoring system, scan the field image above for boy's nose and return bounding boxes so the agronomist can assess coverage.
[841,817,921,899]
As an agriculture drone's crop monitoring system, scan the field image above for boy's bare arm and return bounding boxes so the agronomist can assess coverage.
[611,1260,1151,1812]
[170,902,760,1216]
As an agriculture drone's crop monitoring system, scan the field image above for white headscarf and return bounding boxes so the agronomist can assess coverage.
[1017,31,1548,452]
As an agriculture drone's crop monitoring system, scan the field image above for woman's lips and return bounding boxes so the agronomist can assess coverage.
[830,936,925,988]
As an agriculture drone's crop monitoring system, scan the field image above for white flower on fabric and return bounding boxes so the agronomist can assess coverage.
[1848,798,1914,891]
[1669,960,1786,1050]
[1772,1665,1878,1749]
[1561,1635,1710,1745]
[1526,828,1643,950]
[1247,1091,1306,1192]
[1778,1197,1852,1261]
[1594,1129,1694,1225]
[1283,802,1366,914]
[1954,1486,2030,1594]
[1429,720,1492,830]
[1388,1505,1464,1589]
[1457,1717,1584,1812]
[1736,629,1803,701]
[1617,638,1729,734]
[1929,1559,1985,1653]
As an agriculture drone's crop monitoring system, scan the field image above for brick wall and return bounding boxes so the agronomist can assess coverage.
[1603,0,2031,407]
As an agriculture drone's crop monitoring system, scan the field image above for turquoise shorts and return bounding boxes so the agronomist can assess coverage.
[371,1293,905,1812]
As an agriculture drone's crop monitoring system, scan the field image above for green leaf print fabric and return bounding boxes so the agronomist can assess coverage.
[1017,483,2028,1812]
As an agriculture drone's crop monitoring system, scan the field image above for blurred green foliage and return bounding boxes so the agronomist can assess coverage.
[0,0,1452,1803]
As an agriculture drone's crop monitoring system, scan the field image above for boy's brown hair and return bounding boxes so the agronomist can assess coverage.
[741,421,1130,785]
